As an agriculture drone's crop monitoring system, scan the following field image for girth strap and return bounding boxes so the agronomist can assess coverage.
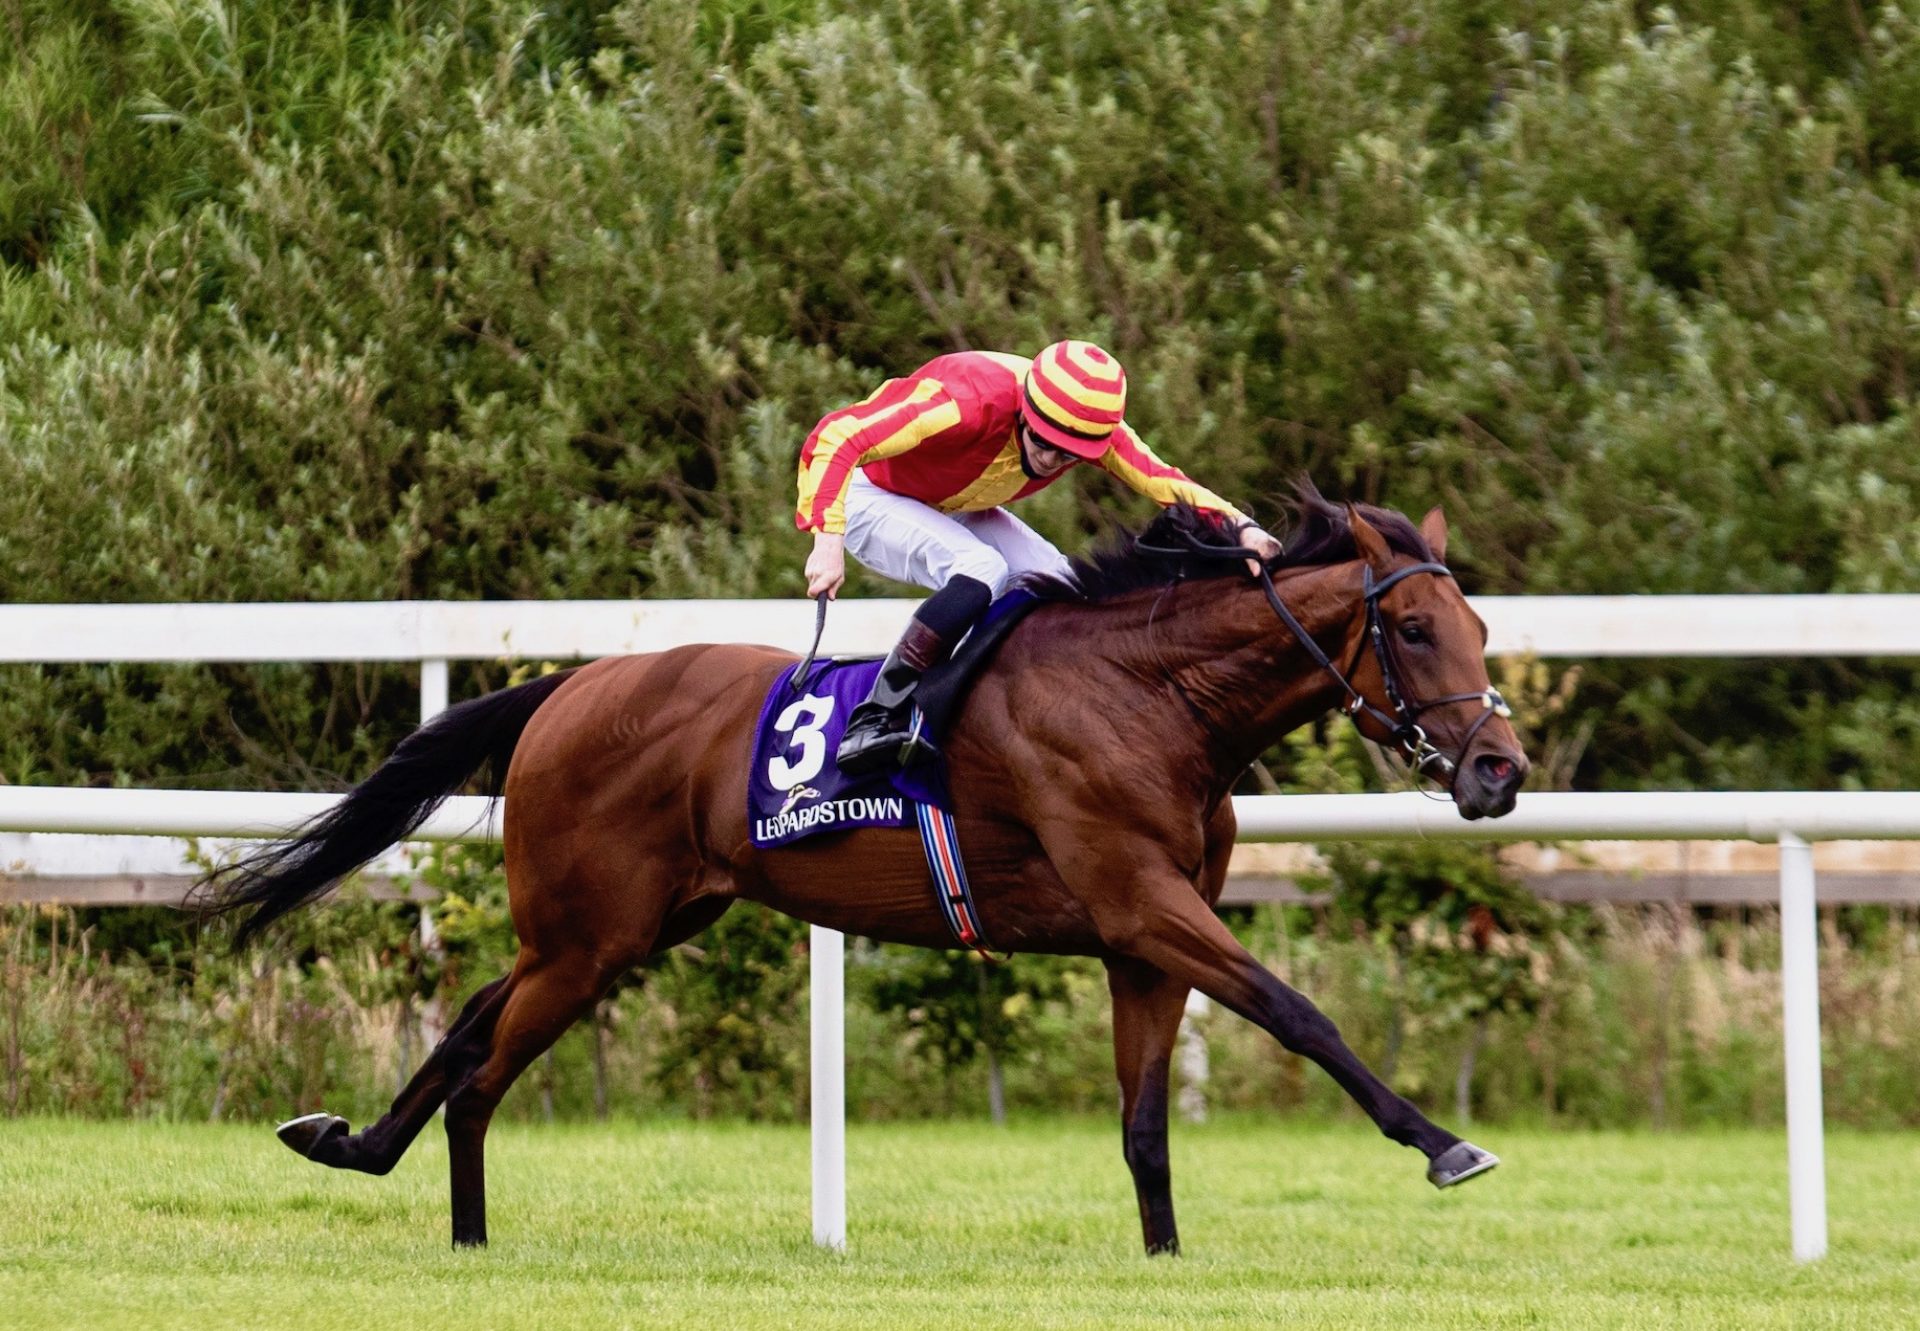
[915,802,995,959]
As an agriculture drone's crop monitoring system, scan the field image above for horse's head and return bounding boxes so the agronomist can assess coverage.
[1029,494,1531,819]
[1338,505,1529,820]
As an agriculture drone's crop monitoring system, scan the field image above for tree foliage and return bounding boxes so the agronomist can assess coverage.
[5,0,1919,793]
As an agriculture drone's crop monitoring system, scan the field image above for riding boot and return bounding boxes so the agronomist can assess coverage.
[836,574,994,775]
[835,619,952,775]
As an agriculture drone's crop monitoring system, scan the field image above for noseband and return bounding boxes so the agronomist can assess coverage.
[1139,531,1511,778]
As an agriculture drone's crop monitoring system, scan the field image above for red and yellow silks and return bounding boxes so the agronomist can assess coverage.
[795,350,1242,535]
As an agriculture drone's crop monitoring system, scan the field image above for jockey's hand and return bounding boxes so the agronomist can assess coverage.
[1239,523,1284,577]
[805,531,847,599]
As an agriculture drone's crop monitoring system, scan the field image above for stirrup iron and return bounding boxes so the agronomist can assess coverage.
[896,707,939,769]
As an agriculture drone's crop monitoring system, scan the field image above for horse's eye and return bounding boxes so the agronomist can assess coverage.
[1399,622,1429,646]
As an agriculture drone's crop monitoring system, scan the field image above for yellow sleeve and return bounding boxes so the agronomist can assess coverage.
[1098,423,1247,524]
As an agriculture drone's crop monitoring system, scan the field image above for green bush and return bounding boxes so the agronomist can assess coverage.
[12,897,1920,1130]
[3,0,1919,793]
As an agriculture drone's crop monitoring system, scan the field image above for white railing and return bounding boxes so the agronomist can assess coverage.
[1,785,1902,1262]
[9,595,1920,726]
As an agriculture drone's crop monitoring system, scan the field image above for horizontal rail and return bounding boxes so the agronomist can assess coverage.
[14,828,1914,879]
[10,831,1920,907]
[1220,873,1920,907]
[0,788,499,841]
[5,595,1920,663]
[1233,791,1920,843]
[13,871,1920,909]
[4,787,1920,847]
[0,601,906,663]
[1473,595,1920,657]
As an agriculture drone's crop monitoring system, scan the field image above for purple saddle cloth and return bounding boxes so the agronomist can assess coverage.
[747,659,946,849]
[745,589,1040,850]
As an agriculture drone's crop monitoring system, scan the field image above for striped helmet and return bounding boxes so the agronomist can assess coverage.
[1021,340,1127,459]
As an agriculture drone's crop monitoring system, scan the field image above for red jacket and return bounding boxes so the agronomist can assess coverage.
[795,351,1242,534]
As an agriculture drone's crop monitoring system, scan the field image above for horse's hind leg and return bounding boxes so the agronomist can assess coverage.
[438,892,729,1247]
[1106,958,1190,1256]
[277,975,510,1175]
[443,949,620,1247]
[435,869,735,1245]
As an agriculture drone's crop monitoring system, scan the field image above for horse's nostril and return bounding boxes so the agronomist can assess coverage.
[1476,755,1518,786]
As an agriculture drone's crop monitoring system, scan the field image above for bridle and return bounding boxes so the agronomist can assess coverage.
[1326,561,1513,777]
[1138,531,1511,780]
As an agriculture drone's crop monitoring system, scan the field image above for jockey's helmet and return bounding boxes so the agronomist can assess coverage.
[1021,340,1127,459]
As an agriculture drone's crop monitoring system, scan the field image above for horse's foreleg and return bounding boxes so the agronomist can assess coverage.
[278,975,510,1175]
[444,954,615,1247]
[1102,883,1492,1181]
[1105,958,1189,1255]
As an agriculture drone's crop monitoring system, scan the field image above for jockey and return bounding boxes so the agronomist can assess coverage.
[798,341,1282,774]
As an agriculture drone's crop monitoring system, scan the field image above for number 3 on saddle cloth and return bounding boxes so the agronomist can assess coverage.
[746,593,1037,956]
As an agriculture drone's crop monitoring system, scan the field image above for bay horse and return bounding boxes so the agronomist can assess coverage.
[205,486,1529,1254]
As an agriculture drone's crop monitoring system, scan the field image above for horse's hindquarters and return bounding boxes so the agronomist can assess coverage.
[499,646,787,954]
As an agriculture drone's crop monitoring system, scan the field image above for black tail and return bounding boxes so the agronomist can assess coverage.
[200,669,579,945]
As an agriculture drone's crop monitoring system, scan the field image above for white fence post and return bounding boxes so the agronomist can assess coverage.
[1177,991,1210,1123]
[1777,832,1828,1261]
[416,660,451,1055]
[420,658,449,725]
[810,925,847,1251]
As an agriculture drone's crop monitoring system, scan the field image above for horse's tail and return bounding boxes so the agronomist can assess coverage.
[199,668,579,945]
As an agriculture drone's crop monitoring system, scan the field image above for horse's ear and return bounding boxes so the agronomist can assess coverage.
[1346,504,1395,577]
[1419,507,1449,563]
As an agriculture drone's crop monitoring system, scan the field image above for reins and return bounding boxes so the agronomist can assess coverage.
[1133,528,1511,780]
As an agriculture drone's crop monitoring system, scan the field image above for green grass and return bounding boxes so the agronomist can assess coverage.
[2,1117,1916,1329]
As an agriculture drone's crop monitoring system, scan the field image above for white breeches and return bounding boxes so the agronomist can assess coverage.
[842,470,1072,597]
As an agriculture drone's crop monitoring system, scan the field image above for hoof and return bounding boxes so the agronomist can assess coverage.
[1427,1140,1500,1189]
[276,1111,350,1162]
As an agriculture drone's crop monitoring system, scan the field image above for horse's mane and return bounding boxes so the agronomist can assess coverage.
[1026,480,1433,605]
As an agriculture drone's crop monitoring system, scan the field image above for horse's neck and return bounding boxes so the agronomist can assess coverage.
[1148,563,1365,773]
[1014,563,1364,787]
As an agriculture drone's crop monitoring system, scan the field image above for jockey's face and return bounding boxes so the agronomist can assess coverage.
[1018,422,1078,479]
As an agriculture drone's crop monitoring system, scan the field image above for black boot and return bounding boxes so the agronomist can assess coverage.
[836,619,950,775]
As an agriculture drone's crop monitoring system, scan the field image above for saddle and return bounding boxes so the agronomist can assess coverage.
[910,588,1040,740]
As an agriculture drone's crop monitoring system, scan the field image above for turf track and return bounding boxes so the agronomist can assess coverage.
[3,1117,1916,1328]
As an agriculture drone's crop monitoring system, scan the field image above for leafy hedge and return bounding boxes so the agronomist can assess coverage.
[12,888,1920,1130]
[3,0,1919,791]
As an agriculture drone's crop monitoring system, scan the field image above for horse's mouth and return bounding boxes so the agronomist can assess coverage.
[1453,752,1526,820]
[1455,792,1517,822]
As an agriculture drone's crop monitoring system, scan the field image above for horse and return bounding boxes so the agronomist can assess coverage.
[204,485,1529,1254]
